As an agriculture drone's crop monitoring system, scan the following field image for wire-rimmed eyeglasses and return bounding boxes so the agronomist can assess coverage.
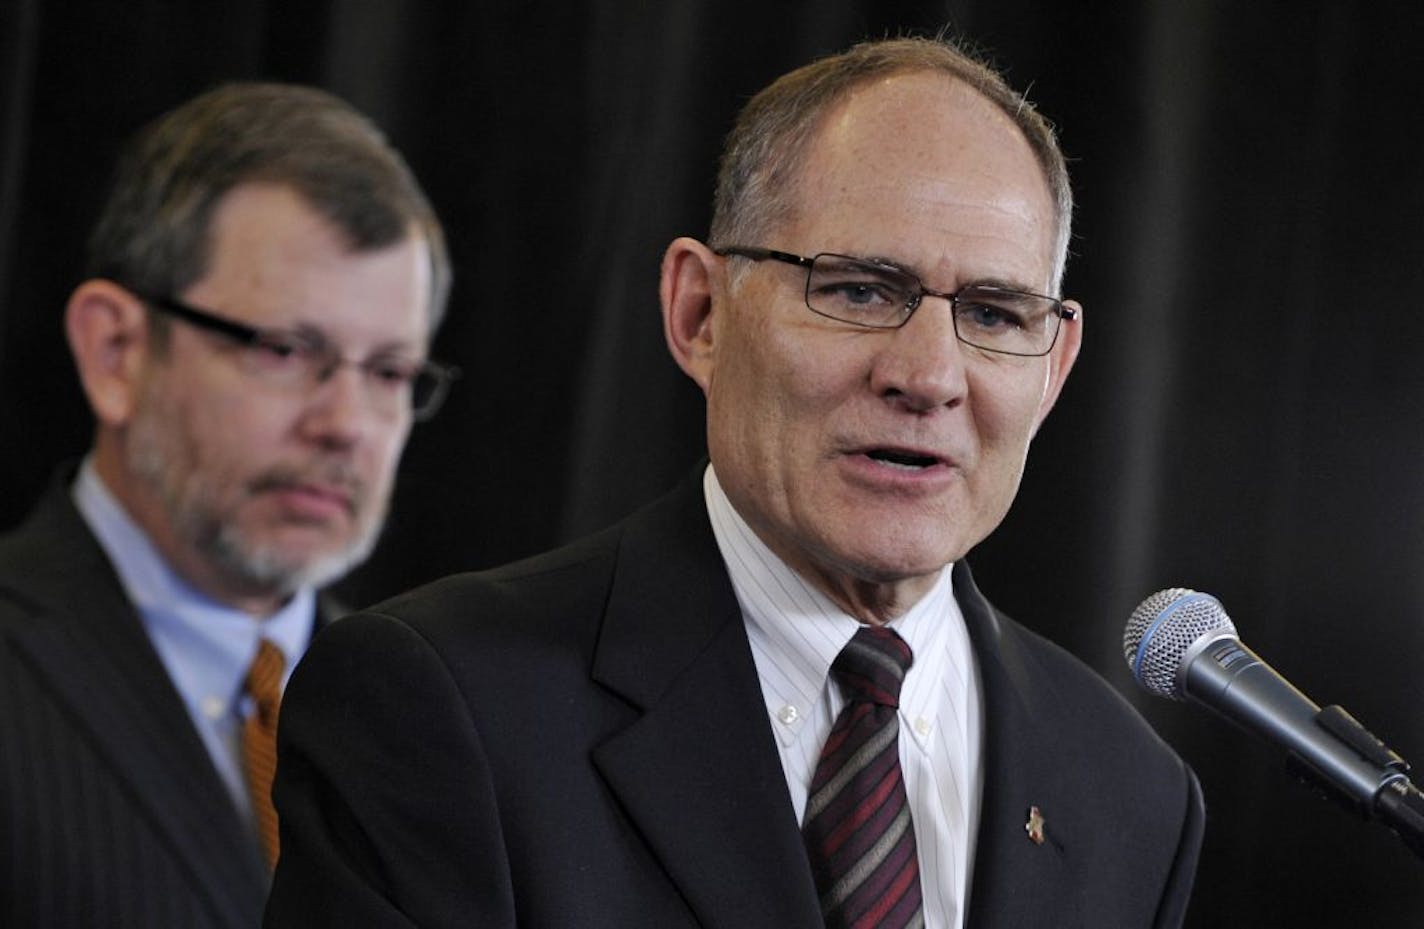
[716,246,1076,357]
[132,290,459,421]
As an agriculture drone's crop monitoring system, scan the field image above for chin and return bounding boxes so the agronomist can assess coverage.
[215,525,374,593]
[838,521,969,572]
[825,540,958,586]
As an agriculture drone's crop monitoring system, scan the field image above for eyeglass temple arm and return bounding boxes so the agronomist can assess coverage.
[714,246,814,269]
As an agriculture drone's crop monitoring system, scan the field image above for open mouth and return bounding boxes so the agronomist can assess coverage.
[865,448,940,470]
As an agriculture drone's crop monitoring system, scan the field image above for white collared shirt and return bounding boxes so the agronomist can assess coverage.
[73,458,314,823]
[704,465,983,929]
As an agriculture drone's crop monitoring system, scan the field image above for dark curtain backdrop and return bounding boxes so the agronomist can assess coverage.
[4,1,1423,923]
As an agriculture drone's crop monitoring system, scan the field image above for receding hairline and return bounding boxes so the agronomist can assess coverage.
[710,38,1074,290]
[197,177,438,294]
[795,69,1055,221]
[85,80,452,331]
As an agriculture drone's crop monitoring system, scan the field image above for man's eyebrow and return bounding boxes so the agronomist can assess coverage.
[285,321,426,357]
[853,252,919,275]
[368,341,427,359]
[961,276,1043,294]
[855,254,1042,295]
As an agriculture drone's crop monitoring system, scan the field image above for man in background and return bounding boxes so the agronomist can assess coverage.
[268,36,1202,929]
[0,82,455,929]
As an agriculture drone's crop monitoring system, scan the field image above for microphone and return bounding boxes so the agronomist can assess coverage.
[1124,588,1424,860]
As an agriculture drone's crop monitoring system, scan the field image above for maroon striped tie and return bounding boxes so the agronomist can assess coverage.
[803,626,923,929]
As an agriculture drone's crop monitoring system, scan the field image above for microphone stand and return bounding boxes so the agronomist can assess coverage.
[1288,705,1424,862]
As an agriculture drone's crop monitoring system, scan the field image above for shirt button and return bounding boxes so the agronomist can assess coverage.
[914,717,933,737]
[201,695,227,720]
[777,704,801,725]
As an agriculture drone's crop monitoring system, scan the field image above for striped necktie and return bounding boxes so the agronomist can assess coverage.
[803,626,923,929]
[242,638,284,868]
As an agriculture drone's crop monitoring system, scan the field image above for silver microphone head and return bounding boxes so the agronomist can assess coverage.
[1124,588,1237,699]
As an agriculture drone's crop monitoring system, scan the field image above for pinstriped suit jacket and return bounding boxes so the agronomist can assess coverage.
[0,477,332,928]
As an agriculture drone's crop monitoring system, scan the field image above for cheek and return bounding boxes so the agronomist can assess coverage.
[365,423,411,483]
[711,325,847,449]
[967,363,1051,463]
[183,391,290,478]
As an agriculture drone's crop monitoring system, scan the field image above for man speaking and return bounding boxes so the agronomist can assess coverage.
[267,36,1203,929]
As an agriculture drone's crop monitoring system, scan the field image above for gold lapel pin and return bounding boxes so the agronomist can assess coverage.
[1025,805,1046,845]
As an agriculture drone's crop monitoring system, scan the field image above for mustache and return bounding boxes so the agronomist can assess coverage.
[248,462,366,513]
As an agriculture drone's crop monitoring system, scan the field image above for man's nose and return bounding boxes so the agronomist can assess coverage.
[868,297,969,412]
[300,362,378,447]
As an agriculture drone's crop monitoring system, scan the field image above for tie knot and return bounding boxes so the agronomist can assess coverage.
[245,639,285,717]
[830,626,912,708]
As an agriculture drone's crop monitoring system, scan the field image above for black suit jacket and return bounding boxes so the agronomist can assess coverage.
[267,472,1203,928]
[0,477,336,929]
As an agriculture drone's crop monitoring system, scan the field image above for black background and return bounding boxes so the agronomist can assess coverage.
[5,1,1424,923]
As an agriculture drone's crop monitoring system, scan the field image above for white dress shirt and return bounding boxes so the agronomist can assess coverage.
[704,465,983,929]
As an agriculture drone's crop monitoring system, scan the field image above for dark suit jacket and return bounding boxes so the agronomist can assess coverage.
[0,478,336,929]
[267,472,1203,928]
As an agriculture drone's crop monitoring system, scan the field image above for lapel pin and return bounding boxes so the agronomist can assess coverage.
[1025,805,1046,845]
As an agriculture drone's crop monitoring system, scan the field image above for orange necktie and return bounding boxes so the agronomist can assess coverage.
[241,639,284,868]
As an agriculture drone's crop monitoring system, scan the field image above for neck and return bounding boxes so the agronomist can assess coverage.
[807,565,941,626]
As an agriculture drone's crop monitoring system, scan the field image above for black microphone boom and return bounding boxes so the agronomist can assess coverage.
[1124,588,1424,861]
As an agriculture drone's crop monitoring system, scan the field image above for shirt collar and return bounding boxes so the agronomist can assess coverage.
[703,464,959,753]
[72,457,314,715]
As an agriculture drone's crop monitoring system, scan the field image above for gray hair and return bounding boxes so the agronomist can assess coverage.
[86,81,450,329]
[709,35,1073,292]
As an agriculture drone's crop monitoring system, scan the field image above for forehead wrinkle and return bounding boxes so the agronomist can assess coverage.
[787,79,1058,295]
[819,182,1054,294]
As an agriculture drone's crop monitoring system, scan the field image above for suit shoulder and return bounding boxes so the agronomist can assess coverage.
[338,522,624,646]
[993,608,1188,770]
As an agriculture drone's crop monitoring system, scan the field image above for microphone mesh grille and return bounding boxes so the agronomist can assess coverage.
[1123,588,1236,698]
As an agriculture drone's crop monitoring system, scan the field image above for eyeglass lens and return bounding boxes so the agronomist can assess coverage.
[804,254,1063,356]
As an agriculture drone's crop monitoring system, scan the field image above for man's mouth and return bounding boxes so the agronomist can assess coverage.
[253,470,361,518]
[864,448,942,470]
[268,483,354,517]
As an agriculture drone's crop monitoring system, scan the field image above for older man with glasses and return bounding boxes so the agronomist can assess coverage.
[0,82,453,929]
[268,35,1202,929]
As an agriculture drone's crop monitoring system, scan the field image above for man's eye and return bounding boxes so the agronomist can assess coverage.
[806,258,917,326]
[811,273,911,312]
[823,280,898,306]
[250,335,313,363]
[956,302,1025,331]
[366,359,419,386]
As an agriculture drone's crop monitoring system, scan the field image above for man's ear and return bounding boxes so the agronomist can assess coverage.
[64,279,154,426]
[659,236,722,394]
[1032,299,1083,432]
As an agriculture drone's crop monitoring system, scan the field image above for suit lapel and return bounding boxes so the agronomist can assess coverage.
[590,476,824,929]
[956,562,1084,929]
[0,484,268,927]
[580,477,1093,927]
